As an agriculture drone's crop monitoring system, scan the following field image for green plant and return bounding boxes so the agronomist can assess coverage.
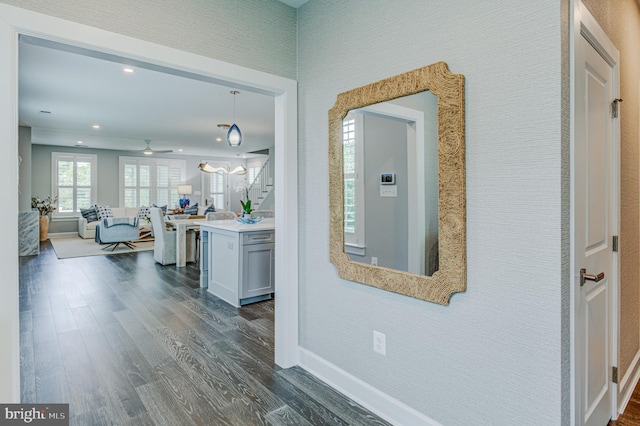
[240,196,253,214]
[235,180,253,214]
[31,195,58,216]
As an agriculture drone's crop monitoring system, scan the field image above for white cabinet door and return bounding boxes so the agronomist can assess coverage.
[241,242,275,300]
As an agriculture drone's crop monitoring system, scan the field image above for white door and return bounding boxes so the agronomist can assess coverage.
[575,27,618,426]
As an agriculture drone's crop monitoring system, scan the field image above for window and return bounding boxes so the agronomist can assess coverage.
[247,159,264,185]
[119,157,186,208]
[52,152,97,216]
[343,113,365,249]
[201,161,229,210]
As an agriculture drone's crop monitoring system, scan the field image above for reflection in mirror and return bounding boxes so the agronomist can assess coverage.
[328,62,465,305]
[343,92,439,276]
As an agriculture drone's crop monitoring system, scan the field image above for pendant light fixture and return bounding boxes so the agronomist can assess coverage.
[215,123,230,142]
[227,90,242,147]
[198,163,247,175]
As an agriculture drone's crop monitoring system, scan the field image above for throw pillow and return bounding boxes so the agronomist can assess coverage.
[152,204,167,214]
[137,206,151,221]
[80,206,98,223]
[184,203,199,216]
[204,205,215,214]
[96,205,113,220]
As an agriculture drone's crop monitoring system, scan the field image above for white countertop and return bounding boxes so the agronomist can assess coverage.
[194,218,275,233]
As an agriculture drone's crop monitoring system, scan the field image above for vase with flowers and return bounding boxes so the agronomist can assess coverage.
[235,180,253,218]
[31,195,58,241]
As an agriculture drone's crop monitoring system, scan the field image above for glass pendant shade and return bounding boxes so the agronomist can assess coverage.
[227,123,242,147]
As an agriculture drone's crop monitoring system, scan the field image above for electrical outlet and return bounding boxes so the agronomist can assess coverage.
[373,330,386,355]
[371,257,378,266]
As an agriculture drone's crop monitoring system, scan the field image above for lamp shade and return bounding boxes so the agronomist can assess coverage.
[227,124,242,147]
[177,184,192,195]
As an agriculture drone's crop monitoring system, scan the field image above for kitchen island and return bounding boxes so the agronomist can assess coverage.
[195,218,275,307]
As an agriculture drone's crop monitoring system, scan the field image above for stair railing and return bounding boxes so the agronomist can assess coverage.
[248,159,272,208]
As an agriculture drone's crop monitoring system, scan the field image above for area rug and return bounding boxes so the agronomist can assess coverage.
[49,236,154,259]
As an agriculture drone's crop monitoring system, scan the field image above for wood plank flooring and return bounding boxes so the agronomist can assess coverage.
[611,380,640,425]
[19,242,390,426]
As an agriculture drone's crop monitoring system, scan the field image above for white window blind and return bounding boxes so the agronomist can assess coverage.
[247,160,264,185]
[201,161,229,210]
[52,152,97,216]
[119,157,186,208]
[343,113,365,248]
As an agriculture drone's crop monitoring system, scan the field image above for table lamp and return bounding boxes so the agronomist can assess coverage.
[177,184,192,208]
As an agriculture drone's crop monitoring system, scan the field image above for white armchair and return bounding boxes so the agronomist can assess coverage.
[149,207,196,265]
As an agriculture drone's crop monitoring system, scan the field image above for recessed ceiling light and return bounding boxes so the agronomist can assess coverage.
[123,67,134,73]
[178,149,183,152]
[76,141,83,144]
[92,124,100,129]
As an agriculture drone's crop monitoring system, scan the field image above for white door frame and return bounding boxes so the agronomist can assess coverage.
[571,1,620,423]
[0,3,299,402]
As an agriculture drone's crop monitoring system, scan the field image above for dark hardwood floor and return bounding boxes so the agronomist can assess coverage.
[611,380,640,425]
[19,241,390,426]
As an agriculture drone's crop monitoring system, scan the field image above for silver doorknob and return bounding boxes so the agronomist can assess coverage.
[580,268,605,287]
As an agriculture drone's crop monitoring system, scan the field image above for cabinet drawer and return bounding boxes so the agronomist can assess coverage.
[243,231,274,245]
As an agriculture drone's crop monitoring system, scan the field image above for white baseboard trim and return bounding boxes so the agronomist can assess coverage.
[618,350,640,416]
[298,348,441,426]
[47,232,78,238]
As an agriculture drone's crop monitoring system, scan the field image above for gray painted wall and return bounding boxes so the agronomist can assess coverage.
[298,1,564,424]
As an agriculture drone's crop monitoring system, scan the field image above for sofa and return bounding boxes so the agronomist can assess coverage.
[79,204,212,239]
[78,207,142,239]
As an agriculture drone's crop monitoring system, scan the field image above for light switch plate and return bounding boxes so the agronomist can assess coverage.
[380,185,397,197]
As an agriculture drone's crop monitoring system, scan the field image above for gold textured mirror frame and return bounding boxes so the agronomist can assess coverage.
[329,62,465,305]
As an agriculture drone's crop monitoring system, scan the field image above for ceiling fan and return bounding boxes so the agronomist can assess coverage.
[136,139,173,155]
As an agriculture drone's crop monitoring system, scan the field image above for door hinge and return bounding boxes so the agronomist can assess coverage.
[612,98,623,118]
[613,235,619,252]
[612,366,618,384]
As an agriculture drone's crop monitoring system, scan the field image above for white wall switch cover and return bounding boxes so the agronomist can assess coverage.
[373,330,386,355]
[380,185,397,197]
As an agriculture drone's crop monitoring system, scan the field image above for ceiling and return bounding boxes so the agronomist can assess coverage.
[18,37,275,158]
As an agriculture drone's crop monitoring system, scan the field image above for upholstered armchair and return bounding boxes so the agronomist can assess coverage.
[149,207,196,265]
[95,217,140,251]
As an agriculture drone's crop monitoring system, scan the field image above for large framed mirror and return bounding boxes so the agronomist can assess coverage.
[328,62,465,305]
